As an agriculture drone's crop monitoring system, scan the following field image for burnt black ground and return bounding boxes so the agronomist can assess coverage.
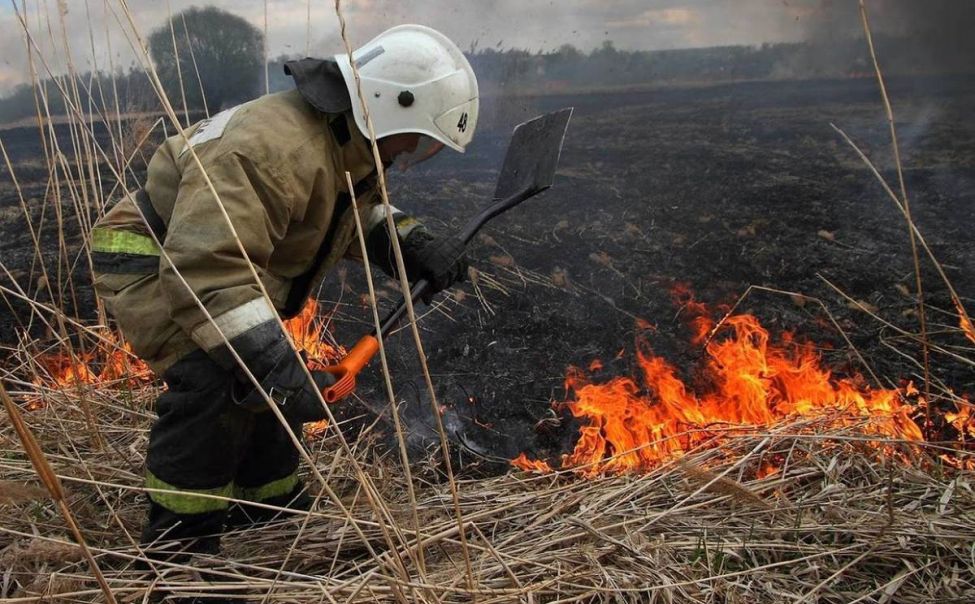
[2,76,974,470]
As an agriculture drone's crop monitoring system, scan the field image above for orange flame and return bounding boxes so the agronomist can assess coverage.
[512,452,554,473]
[946,402,975,440]
[32,301,341,419]
[955,300,975,346]
[28,336,152,409]
[284,299,343,370]
[282,300,344,436]
[513,291,972,476]
[34,338,152,390]
[36,354,97,387]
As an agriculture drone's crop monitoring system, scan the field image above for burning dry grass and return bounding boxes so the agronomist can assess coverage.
[5,294,964,602]
[1,1,973,601]
[0,379,973,602]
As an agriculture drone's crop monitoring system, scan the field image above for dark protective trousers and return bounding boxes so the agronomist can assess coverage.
[141,350,310,556]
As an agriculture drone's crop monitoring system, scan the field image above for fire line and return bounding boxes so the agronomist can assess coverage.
[29,300,343,436]
[514,289,972,475]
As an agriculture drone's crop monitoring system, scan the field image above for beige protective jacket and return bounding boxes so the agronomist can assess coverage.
[91,89,410,372]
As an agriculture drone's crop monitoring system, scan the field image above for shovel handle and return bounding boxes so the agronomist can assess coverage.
[372,185,537,339]
[325,187,539,402]
[321,335,380,403]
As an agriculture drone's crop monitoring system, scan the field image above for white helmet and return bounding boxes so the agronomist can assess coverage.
[335,24,479,153]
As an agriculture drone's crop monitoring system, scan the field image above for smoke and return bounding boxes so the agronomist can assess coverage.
[2,1,972,100]
[796,0,975,75]
[793,1,973,205]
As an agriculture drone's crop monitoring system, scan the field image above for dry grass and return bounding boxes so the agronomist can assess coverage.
[1,2,974,603]
[0,382,973,602]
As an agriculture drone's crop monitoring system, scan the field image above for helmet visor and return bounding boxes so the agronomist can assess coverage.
[394,136,446,172]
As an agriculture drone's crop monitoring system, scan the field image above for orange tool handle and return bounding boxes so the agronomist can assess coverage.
[321,335,380,403]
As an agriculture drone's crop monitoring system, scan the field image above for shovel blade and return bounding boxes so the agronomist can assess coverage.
[494,107,573,200]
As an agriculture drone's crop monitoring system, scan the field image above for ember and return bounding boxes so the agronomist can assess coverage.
[514,290,973,475]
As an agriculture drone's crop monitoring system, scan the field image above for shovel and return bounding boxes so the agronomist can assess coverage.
[322,107,574,403]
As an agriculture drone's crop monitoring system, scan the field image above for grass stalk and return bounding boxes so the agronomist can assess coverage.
[0,381,117,603]
[332,1,478,597]
[164,0,189,127]
[858,0,932,421]
[263,0,269,95]
[180,13,209,119]
[346,171,430,583]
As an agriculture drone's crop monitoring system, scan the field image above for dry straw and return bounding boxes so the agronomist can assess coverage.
[332,0,476,595]
[0,1,972,603]
[1,387,972,601]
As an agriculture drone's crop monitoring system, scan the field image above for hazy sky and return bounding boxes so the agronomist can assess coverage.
[0,1,866,97]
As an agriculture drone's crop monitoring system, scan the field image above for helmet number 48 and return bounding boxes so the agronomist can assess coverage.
[457,112,469,133]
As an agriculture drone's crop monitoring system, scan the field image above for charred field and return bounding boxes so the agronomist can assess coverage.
[1,75,975,602]
[2,75,975,464]
[332,74,975,466]
[0,78,975,458]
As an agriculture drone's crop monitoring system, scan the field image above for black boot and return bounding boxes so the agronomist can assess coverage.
[138,500,226,567]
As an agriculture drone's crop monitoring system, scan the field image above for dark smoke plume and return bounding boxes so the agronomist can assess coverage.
[794,0,975,76]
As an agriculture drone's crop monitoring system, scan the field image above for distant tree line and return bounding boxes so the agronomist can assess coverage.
[0,6,262,125]
[0,70,157,125]
[0,5,965,125]
[467,41,815,93]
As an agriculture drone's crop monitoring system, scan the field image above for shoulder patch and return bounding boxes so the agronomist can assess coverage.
[179,105,243,157]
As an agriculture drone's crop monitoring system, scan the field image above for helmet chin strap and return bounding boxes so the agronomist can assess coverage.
[395,137,446,172]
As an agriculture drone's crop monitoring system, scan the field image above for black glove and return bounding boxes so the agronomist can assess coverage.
[401,230,469,303]
[215,321,334,423]
[231,351,334,424]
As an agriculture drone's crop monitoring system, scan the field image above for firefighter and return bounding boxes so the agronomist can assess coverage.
[90,24,478,558]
